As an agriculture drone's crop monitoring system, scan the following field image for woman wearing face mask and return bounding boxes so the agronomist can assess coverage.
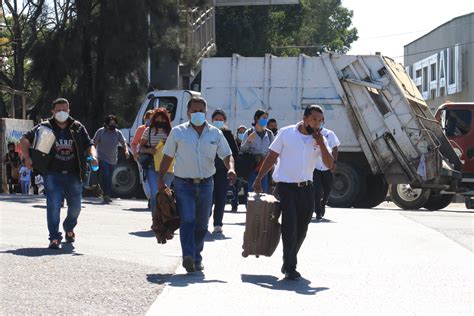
[140,108,174,214]
[240,109,274,193]
[131,110,154,201]
[210,110,239,234]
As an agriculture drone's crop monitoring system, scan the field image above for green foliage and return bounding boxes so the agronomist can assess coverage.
[215,0,358,57]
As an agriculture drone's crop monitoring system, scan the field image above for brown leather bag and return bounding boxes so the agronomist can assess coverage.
[242,193,281,258]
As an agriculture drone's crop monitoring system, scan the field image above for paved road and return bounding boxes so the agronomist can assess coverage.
[0,195,472,315]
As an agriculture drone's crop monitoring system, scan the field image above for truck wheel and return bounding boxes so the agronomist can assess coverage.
[466,198,474,209]
[389,184,431,210]
[423,193,453,211]
[353,174,388,208]
[111,159,140,199]
[327,162,365,208]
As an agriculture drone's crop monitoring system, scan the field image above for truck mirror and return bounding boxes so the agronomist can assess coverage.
[467,148,474,160]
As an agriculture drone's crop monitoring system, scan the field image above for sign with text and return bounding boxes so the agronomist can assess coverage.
[405,44,462,100]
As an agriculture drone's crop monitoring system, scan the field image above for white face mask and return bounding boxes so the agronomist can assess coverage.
[54,111,69,123]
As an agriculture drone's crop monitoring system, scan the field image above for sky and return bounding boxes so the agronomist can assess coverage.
[341,0,474,64]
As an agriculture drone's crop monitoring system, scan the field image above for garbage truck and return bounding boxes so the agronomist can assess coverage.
[117,53,469,210]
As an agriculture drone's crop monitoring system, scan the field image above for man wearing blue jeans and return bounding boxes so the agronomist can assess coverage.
[21,98,98,249]
[93,115,129,203]
[158,96,236,273]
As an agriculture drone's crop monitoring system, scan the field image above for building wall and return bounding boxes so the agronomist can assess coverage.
[404,13,473,111]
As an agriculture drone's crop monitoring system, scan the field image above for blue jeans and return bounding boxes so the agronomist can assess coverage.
[43,172,82,241]
[247,170,269,193]
[145,168,174,213]
[174,177,214,264]
[211,168,228,227]
[99,160,116,197]
[20,180,30,194]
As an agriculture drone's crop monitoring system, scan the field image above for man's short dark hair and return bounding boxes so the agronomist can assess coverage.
[187,96,207,110]
[268,118,277,124]
[7,142,15,148]
[51,98,69,109]
[304,104,324,117]
[211,109,227,121]
[104,114,118,126]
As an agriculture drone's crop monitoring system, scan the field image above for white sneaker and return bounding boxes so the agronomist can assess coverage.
[213,226,223,234]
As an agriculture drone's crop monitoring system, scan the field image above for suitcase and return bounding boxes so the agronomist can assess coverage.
[242,193,281,258]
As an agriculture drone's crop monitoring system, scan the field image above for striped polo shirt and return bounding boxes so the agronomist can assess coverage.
[142,127,168,147]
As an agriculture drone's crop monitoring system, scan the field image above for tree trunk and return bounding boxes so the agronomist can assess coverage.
[93,0,108,131]
[76,0,95,128]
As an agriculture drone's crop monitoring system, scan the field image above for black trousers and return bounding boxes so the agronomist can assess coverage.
[277,182,314,273]
[313,169,334,218]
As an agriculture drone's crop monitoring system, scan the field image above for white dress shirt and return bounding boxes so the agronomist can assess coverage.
[269,122,329,183]
[314,127,340,171]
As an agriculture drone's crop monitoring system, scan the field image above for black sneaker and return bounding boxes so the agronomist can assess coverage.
[195,262,204,271]
[65,231,75,243]
[284,270,301,280]
[48,239,61,249]
[182,256,195,273]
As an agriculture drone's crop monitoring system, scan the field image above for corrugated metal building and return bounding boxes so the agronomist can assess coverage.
[404,13,474,111]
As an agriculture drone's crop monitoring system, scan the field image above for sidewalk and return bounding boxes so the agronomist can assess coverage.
[147,203,473,315]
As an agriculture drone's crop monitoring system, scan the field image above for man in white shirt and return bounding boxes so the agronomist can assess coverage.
[253,105,334,280]
[314,126,340,220]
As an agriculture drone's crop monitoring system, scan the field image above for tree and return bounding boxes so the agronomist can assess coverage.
[215,0,358,57]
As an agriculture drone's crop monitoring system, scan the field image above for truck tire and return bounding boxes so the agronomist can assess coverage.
[389,184,431,210]
[466,198,474,209]
[111,159,141,199]
[422,193,453,211]
[327,162,365,208]
[353,174,388,208]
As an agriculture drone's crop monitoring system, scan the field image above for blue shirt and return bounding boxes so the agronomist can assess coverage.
[162,122,232,179]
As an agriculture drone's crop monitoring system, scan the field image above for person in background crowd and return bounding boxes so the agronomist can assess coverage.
[93,115,130,204]
[210,109,238,234]
[131,110,154,201]
[268,118,278,136]
[20,98,98,249]
[158,96,236,273]
[140,108,174,214]
[3,142,20,194]
[19,160,31,195]
[231,125,249,212]
[240,109,274,193]
[253,104,333,280]
[314,122,340,220]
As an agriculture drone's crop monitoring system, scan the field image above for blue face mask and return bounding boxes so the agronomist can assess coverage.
[190,112,206,126]
[319,123,324,131]
[213,121,225,129]
[237,133,245,141]
[258,118,268,128]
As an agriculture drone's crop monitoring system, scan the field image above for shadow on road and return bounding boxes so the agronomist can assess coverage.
[0,194,45,203]
[122,207,149,212]
[205,232,232,242]
[241,274,329,295]
[0,243,82,257]
[224,222,246,226]
[129,230,155,238]
[310,218,336,224]
[147,273,227,287]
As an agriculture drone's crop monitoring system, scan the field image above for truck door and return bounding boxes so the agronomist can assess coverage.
[146,95,180,126]
[441,107,474,175]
